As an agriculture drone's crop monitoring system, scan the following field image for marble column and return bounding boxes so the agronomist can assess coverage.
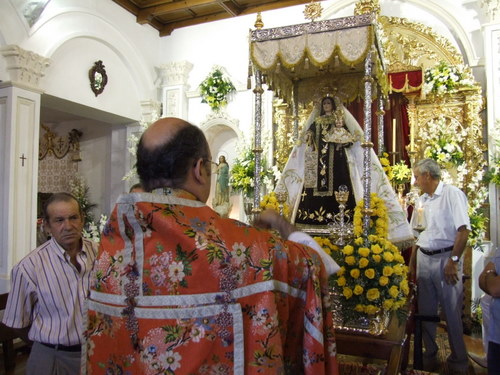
[0,45,50,293]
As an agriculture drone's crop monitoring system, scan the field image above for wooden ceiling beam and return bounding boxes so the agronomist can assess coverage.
[160,11,230,36]
[239,0,315,16]
[112,0,140,15]
[137,0,219,24]
[218,1,241,17]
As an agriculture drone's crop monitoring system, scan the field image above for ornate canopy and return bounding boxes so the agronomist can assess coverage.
[249,13,388,105]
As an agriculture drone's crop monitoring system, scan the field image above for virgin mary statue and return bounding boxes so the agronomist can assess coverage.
[276,95,413,248]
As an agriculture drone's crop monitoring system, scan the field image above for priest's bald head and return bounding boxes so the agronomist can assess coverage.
[136,117,212,202]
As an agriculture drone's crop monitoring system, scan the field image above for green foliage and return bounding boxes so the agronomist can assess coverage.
[199,68,235,111]
[229,147,273,197]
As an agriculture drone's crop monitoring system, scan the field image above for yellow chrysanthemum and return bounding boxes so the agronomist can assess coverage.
[366,288,380,301]
[365,305,380,315]
[350,269,360,279]
[383,251,394,262]
[336,276,346,287]
[393,264,403,276]
[343,287,353,299]
[337,266,346,276]
[358,247,370,257]
[342,245,354,256]
[389,285,399,298]
[345,256,356,266]
[358,257,369,268]
[371,244,383,254]
[383,299,395,310]
[364,268,375,279]
[379,276,389,286]
[382,266,394,277]
[354,285,364,295]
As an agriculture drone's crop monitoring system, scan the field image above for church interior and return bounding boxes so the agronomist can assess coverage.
[1,0,500,373]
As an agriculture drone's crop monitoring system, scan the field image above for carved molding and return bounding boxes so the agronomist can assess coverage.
[0,45,50,89]
[140,100,161,123]
[482,0,500,22]
[158,61,193,87]
[379,16,464,69]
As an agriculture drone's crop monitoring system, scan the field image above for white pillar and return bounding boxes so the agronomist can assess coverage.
[0,45,50,293]
[159,61,193,119]
[483,11,500,249]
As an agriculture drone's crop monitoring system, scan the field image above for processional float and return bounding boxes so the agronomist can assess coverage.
[248,10,389,240]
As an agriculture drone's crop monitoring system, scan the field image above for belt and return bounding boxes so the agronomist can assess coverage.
[419,246,453,256]
[40,342,82,352]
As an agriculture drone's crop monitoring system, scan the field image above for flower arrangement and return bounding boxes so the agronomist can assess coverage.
[328,193,410,316]
[199,67,235,111]
[69,175,97,225]
[468,209,488,249]
[260,192,290,218]
[391,161,412,185]
[229,146,273,197]
[83,214,108,243]
[484,157,500,186]
[379,152,393,181]
[422,116,465,169]
[423,61,475,96]
[484,120,500,187]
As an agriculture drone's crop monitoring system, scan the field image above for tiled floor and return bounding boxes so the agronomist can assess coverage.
[0,333,490,374]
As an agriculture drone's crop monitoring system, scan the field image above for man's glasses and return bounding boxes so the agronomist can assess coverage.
[204,159,218,167]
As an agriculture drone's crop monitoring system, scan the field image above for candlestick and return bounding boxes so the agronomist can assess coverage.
[392,118,396,153]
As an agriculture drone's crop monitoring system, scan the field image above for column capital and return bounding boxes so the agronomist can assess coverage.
[0,45,50,90]
[483,0,500,23]
[158,61,193,87]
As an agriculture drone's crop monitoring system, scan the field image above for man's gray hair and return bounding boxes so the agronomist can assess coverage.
[414,158,441,180]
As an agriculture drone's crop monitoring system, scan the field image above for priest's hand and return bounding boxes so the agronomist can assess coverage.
[254,209,297,239]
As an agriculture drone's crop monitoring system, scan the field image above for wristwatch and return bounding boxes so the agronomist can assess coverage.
[450,255,459,263]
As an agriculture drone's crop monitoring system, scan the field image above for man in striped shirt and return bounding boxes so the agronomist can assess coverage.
[2,192,98,375]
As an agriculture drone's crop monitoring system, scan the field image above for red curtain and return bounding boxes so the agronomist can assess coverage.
[346,93,410,164]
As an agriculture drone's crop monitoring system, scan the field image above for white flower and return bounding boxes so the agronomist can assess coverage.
[159,350,182,371]
[190,324,205,343]
[168,261,185,282]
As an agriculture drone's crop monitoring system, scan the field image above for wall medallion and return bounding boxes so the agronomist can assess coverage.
[89,60,108,96]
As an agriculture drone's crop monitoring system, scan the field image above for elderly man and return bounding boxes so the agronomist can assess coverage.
[85,117,339,374]
[2,192,98,375]
[409,158,471,374]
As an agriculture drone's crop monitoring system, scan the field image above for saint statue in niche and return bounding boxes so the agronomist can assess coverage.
[213,155,231,217]
[276,95,413,247]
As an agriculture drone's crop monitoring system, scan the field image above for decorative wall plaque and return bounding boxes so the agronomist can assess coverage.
[89,60,108,96]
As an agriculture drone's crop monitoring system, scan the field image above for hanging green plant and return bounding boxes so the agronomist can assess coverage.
[199,67,235,111]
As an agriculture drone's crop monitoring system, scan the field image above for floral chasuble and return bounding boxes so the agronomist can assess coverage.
[84,190,338,374]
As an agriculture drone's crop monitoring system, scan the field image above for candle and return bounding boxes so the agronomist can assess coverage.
[392,119,396,152]
[416,202,425,229]
[410,120,415,152]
